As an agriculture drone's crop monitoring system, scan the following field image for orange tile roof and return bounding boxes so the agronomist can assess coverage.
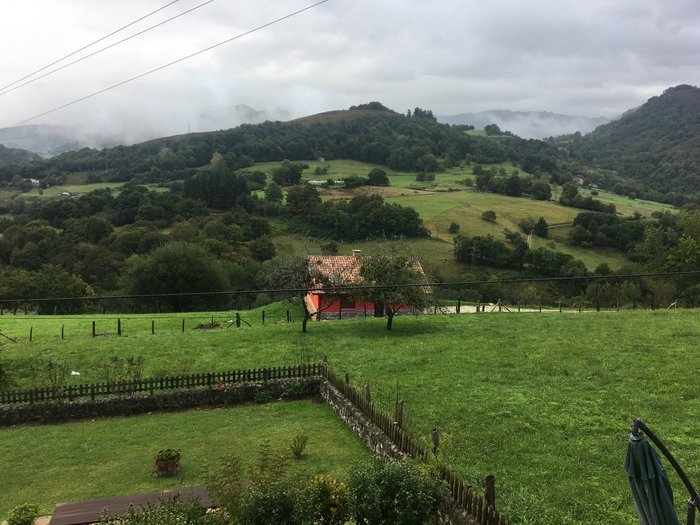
[307,255,427,292]
[308,255,362,286]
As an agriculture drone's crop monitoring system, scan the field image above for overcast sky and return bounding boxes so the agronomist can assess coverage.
[1,0,699,142]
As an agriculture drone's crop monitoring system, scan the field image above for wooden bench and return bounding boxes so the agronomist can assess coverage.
[48,486,214,525]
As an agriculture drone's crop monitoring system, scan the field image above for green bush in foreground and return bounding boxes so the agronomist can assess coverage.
[8,503,40,525]
[347,458,449,525]
[100,497,214,525]
[209,439,446,525]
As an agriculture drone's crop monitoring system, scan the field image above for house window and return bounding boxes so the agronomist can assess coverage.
[339,295,355,309]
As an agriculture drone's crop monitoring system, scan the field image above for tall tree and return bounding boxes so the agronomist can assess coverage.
[356,253,432,330]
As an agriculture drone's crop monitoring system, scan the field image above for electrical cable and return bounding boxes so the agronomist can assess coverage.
[9,0,330,127]
[0,0,181,93]
[0,0,214,97]
[0,270,697,304]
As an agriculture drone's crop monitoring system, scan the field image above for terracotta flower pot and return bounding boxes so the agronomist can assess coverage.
[154,457,180,477]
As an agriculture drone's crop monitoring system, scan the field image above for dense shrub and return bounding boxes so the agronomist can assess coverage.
[8,503,40,525]
[100,497,211,525]
[240,480,301,525]
[303,475,349,525]
[347,458,448,525]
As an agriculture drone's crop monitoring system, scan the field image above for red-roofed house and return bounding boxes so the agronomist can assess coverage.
[304,250,423,320]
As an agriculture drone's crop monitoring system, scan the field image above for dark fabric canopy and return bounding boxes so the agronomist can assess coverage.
[624,434,681,525]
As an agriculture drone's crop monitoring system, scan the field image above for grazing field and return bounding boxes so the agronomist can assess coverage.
[2,309,699,524]
[257,158,670,271]
[578,187,677,216]
[0,400,368,519]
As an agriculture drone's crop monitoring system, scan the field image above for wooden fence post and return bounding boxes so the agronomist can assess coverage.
[364,383,371,403]
[61,325,64,340]
[151,320,155,335]
[431,428,439,454]
[117,318,122,336]
[485,475,496,509]
[182,319,185,333]
[395,399,404,428]
[236,313,241,328]
[262,311,265,325]
[92,321,96,338]
[29,326,33,342]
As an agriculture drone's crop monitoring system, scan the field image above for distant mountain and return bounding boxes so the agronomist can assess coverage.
[0,143,40,165]
[438,110,610,139]
[570,84,700,196]
[0,124,120,155]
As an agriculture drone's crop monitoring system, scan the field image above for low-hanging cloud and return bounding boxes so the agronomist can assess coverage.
[0,0,698,145]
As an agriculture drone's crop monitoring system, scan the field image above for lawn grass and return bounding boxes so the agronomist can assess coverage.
[2,309,699,524]
[0,400,368,519]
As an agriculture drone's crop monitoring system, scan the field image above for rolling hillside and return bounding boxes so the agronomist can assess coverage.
[0,143,40,165]
[570,84,700,195]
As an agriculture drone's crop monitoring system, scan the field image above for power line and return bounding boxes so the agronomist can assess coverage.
[0,0,181,93]
[0,270,697,305]
[9,0,330,127]
[0,0,214,97]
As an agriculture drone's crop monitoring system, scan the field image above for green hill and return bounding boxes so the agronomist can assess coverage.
[570,84,700,197]
[0,143,40,166]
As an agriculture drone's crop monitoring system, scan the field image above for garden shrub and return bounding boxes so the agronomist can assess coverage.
[8,503,40,525]
[100,497,212,525]
[290,434,309,459]
[347,458,449,525]
[254,389,273,404]
[240,479,301,525]
[303,474,349,525]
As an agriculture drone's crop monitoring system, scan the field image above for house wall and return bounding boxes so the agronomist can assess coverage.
[308,293,419,320]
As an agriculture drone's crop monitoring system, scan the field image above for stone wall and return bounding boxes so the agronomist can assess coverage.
[320,379,401,458]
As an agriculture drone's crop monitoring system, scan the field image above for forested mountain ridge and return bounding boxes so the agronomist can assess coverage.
[569,84,700,195]
[0,105,572,185]
[0,143,40,166]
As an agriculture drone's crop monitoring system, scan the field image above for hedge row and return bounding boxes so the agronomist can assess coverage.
[0,378,321,426]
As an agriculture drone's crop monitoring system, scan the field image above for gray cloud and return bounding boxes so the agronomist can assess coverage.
[1,0,698,143]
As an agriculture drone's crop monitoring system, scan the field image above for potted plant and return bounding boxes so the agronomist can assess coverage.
[154,448,180,477]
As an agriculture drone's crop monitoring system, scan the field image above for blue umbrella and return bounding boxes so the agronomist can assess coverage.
[625,432,680,525]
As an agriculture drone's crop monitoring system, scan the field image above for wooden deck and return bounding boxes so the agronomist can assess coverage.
[47,486,214,525]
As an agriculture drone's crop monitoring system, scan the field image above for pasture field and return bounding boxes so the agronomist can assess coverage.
[578,187,677,215]
[257,159,668,271]
[0,400,368,519]
[1,309,699,524]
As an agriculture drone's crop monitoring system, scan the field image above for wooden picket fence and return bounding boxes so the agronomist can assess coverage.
[323,363,511,525]
[0,363,322,404]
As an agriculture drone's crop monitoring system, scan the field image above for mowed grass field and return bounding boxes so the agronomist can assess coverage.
[1,309,699,524]
[0,401,369,519]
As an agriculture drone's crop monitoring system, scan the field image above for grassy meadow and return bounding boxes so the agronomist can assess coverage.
[1,309,699,524]
[257,158,669,272]
[0,401,369,518]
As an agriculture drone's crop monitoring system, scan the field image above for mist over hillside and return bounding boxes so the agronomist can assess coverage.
[0,104,282,154]
[438,110,610,138]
